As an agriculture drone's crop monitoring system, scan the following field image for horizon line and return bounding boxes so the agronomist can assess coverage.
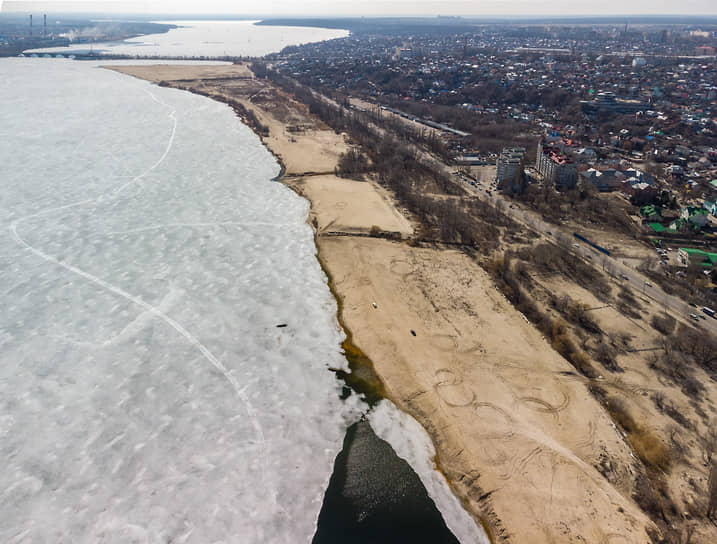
[3,10,717,18]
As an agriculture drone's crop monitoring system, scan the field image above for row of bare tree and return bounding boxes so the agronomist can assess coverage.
[260,67,514,249]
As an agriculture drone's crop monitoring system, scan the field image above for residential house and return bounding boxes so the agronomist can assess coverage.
[681,206,709,227]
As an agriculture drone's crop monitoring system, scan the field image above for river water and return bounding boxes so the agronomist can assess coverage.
[2,24,489,544]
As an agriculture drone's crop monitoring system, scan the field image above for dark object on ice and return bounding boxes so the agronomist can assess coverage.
[410,330,416,336]
[313,421,459,544]
[276,323,288,328]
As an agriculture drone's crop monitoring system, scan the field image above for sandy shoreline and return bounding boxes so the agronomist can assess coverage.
[106,64,655,542]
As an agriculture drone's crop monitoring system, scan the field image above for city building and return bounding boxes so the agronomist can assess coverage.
[496,147,526,193]
[574,147,597,162]
[536,141,577,191]
[580,91,648,115]
[580,167,624,192]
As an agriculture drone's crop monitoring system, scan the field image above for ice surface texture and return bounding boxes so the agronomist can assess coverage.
[0,59,362,543]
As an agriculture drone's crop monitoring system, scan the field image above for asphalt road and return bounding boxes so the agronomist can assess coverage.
[458,173,717,336]
[306,84,717,337]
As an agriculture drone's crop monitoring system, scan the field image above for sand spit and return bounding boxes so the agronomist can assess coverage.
[106,64,654,542]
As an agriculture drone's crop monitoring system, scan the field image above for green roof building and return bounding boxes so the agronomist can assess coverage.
[640,205,660,218]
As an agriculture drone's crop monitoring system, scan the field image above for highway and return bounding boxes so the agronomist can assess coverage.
[459,172,717,336]
[300,81,717,337]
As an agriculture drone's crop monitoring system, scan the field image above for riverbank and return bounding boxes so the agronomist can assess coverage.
[106,63,655,542]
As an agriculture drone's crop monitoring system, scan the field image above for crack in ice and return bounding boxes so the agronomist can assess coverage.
[103,220,291,236]
[8,85,268,471]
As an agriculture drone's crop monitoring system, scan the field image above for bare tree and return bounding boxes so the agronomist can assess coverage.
[706,421,717,519]
[708,456,717,519]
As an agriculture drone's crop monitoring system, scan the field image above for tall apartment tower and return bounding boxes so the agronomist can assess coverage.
[496,147,527,193]
[535,140,577,191]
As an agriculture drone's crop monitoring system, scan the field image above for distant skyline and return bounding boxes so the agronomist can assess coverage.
[3,0,717,16]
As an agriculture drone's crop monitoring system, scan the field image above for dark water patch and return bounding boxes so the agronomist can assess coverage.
[314,251,387,406]
[313,420,460,544]
[332,338,385,406]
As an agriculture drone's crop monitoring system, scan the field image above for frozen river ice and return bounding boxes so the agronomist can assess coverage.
[26,20,349,58]
[0,58,488,543]
[1,58,363,542]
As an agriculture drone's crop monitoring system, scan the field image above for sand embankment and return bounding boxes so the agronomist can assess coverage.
[107,64,653,542]
[319,237,651,542]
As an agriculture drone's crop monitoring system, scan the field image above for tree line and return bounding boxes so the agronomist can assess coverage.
[254,64,516,249]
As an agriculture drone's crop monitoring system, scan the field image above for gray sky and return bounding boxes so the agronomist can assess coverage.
[3,0,716,16]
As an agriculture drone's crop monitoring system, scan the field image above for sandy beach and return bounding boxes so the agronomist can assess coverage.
[107,64,656,542]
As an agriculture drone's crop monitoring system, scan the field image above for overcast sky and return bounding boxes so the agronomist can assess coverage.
[3,0,716,16]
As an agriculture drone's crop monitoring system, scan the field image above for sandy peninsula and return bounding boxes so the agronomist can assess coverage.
[106,64,655,543]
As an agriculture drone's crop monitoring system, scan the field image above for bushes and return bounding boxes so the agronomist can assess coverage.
[550,324,597,378]
[632,429,672,473]
[487,257,598,378]
[633,473,677,524]
[336,147,370,177]
[550,294,602,335]
[617,287,642,320]
[651,312,676,335]
[517,182,636,236]
[594,341,622,372]
[648,323,715,399]
[648,349,706,401]
[518,243,611,301]
[668,325,717,375]
[605,397,671,473]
